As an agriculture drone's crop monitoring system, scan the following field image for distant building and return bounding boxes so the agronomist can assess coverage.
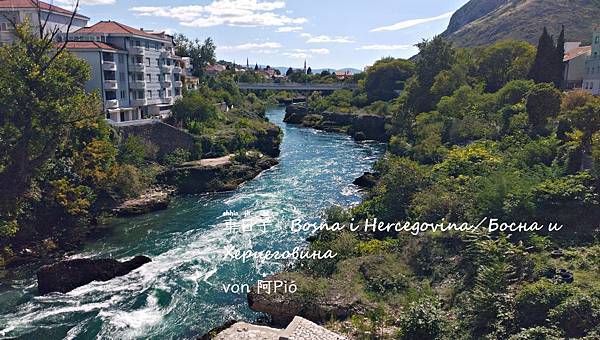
[583,28,600,95]
[66,21,183,123]
[180,57,199,90]
[0,0,89,46]
[563,43,592,89]
[205,64,227,76]
[334,70,353,80]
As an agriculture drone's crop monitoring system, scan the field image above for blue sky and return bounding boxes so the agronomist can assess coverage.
[59,0,470,69]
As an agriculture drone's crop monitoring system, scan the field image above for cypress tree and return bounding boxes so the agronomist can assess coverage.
[528,27,555,84]
[554,25,566,88]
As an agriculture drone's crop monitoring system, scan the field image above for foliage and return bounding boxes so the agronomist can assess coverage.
[174,34,216,77]
[528,27,565,87]
[397,298,448,340]
[525,83,562,135]
[363,57,414,103]
[515,280,575,328]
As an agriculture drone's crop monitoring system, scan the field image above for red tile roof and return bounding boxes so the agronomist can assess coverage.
[564,46,592,62]
[59,41,119,51]
[75,21,169,41]
[0,0,89,19]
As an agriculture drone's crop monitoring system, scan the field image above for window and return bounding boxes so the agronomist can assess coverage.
[596,36,600,44]
[118,54,124,63]
[136,90,144,99]
[146,74,151,82]
[146,58,151,66]
[105,90,117,100]
[145,41,150,49]
[120,90,126,99]
[0,23,8,31]
[168,89,172,97]
[175,88,181,96]
[156,58,160,66]
[147,90,152,99]
[119,72,126,82]
[157,74,161,82]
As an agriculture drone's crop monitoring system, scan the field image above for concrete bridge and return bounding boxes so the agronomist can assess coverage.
[237,82,359,92]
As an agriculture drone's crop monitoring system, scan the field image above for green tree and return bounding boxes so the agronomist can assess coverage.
[286,67,294,77]
[364,57,415,103]
[174,34,216,77]
[525,83,562,135]
[478,40,536,92]
[0,20,99,219]
[172,92,219,127]
[306,67,312,75]
[528,27,563,87]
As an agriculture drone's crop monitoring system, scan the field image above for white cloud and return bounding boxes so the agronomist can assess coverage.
[57,0,116,5]
[371,11,454,32]
[131,0,307,28]
[357,44,413,50]
[219,42,282,51]
[283,48,330,59]
[276,26,303,32]
[304,34,355,44]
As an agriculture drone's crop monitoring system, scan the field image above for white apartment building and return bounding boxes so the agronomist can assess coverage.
[68,21,184,123]
[0,0,88,46]
[583,29,600,95]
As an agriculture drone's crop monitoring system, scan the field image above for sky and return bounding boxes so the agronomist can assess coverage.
[57,0,471,70]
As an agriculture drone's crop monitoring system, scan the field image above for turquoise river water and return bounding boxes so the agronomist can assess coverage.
[0,107,384,339]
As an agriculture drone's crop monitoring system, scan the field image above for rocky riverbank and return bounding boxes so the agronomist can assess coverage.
[284,104,390,142]
[159,152,279,194]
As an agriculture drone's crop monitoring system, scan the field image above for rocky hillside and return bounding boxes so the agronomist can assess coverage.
[442,0,600,47]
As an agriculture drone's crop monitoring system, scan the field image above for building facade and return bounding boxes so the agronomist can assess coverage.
[0,0,88,46]
[563,44,592,89]
[68,21,183,123]
[583,30,600,95]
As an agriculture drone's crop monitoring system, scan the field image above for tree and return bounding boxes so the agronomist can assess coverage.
[306,67,312,75]
[172,92,218,127]
[477,40,536,92]
[528,27,564,87]
[254,63,259,71]
[0,5,99,220]
[174,34,216,77]
[525,83,562,135]
[364,57,415,102]
[286,67,294,77]
[320,70,331,76]
[404,36,456,114]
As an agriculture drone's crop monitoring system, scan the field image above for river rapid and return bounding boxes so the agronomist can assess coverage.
[0,107,384,339]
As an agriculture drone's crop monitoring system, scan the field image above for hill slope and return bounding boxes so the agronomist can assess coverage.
[442,0,600,47]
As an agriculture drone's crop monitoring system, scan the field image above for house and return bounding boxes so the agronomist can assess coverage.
[334,70,353,80]
[0,0,89,46]
[563,43,592,89]
[205,64,227,76]
[583,28,600,95]
[66,21,184,123]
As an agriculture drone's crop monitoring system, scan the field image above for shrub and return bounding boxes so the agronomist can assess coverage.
[397,298,448,340]
[508,326,563,340]
[161,148,191,166]
[515,280,576,328]
[548,294,600,338]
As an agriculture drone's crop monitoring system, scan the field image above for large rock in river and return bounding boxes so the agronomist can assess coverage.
[37,256,151,295]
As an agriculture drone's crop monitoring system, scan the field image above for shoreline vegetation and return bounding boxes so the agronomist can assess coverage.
[247,33,600,339]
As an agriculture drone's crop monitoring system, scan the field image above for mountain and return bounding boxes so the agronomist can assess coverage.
[441,0,600,47]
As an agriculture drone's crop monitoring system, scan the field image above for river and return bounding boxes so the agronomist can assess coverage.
[0,107,384,339]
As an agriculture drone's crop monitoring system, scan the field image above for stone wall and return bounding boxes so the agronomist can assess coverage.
[118,121,197,157]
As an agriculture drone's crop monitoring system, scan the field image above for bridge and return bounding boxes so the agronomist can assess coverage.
[237,82,359,92]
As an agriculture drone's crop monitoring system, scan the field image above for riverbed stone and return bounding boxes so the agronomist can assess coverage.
[213,316,346,340]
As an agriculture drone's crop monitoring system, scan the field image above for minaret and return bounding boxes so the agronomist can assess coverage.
[303,60,307,73]
[246,58,249,69]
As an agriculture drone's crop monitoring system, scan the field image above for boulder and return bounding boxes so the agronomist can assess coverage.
[247,274,360,326]
[37,256,151,295]
[284,104,308,124]
[353,172,379,188]
[113,190,170,217]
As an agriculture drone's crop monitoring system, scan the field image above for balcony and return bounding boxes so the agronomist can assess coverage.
[160,50,171,58]
[128,46,145,55]
[131,98,147,106]
[130,80,146,89]
[130,63,145,72]
[105,99,119,109]
[161,64,174,73]
[102,61,117,71]
[174,80,183,87]
[104,80,118,90]
[173,66,182,74]
[161,97,173,105]
[162,79,172,87]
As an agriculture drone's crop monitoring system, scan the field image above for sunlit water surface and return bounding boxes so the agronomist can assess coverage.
[0,107,384,339]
